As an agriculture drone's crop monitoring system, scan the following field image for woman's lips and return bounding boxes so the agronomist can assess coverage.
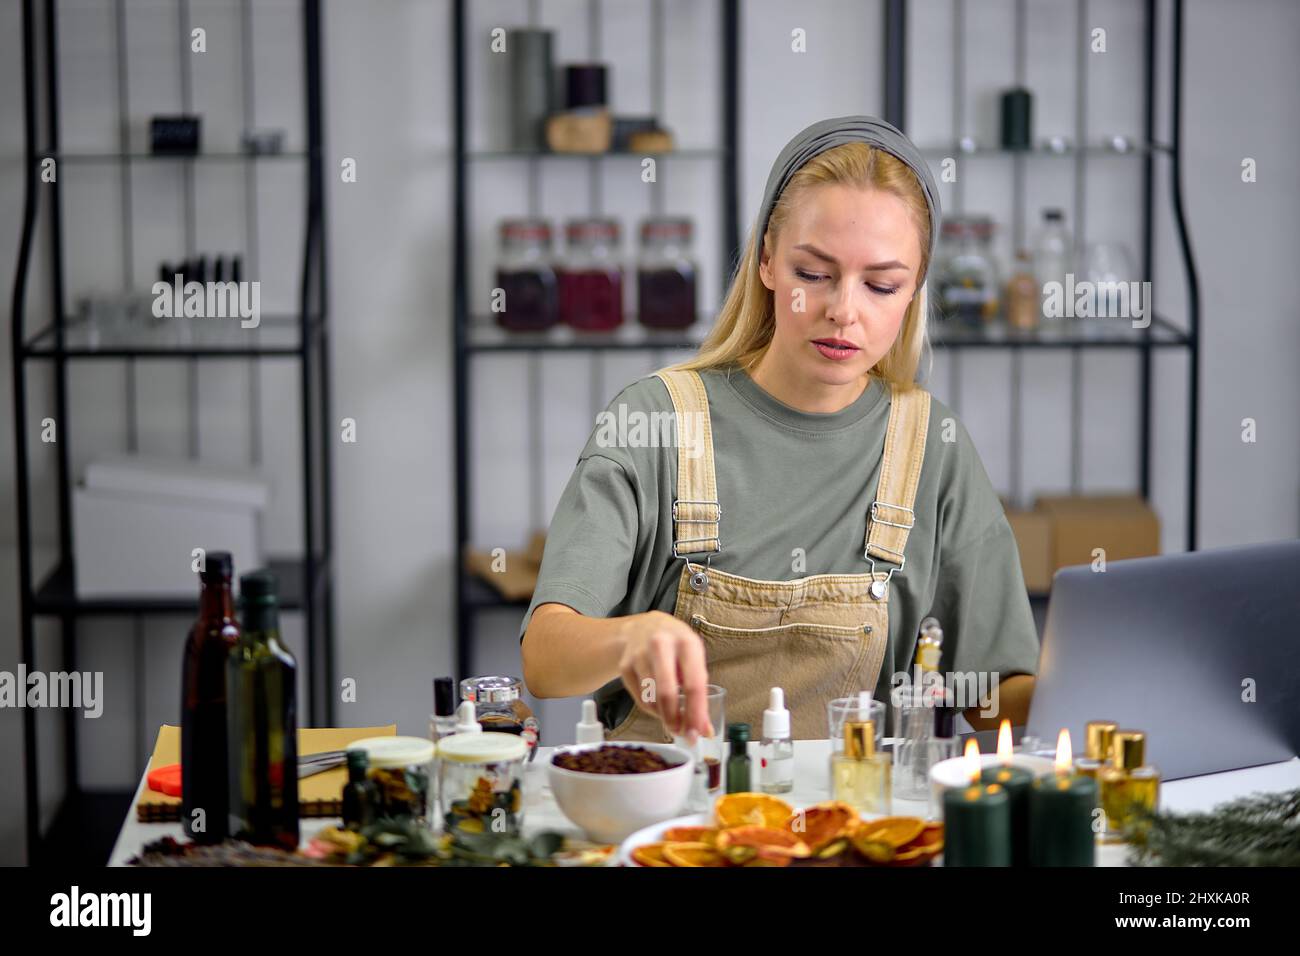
[812,338,860,361]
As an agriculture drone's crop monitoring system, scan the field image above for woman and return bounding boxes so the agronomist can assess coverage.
[520,116,1038,742]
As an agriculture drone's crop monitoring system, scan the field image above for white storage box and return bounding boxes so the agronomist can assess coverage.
[73,455,270,598]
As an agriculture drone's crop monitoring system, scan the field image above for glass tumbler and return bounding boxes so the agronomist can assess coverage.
[672,684,726,810]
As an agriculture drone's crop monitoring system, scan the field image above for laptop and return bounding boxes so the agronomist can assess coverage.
[1024,540,1300,780]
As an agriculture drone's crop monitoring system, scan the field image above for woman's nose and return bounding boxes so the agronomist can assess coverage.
[824,281,860,327]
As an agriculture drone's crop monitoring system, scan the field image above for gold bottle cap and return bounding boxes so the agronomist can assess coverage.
[1086,720,1118,761]
[1112,730,1146,770]
[843,720,876,759]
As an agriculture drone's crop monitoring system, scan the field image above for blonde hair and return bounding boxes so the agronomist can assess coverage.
[672,143,932,388]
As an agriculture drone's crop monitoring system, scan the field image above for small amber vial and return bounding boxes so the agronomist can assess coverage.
[1099,731,1160,844]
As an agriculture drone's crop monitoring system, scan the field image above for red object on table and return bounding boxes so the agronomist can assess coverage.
[148,763,183,797]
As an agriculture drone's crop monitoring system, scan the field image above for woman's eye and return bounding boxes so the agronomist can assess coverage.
[794,269,824,282]
[868,284,899,296]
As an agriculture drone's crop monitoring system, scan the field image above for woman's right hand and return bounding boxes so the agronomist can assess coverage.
[616,610,713,741]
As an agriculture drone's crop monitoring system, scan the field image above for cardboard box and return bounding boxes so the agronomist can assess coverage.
[1033,494,1160,572]
[73,455,269,598]
[1003,507,1054,594]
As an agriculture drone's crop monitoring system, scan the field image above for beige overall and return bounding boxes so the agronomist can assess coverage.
[607,368,932,742]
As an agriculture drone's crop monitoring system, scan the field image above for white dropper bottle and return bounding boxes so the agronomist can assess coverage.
[454,699,482,735]
[760,687,794,794]
[575,699,604,745]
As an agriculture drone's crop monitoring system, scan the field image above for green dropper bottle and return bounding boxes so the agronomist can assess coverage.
[725,723,752,794]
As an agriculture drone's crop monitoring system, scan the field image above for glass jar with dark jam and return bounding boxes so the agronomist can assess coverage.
[459,675,541,761]
[636,216,697,329]
[494,218,559,332]
[558,217,624,331]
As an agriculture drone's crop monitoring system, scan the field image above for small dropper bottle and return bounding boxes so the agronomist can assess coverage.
[575,699,604,745]
[760,687,793,794]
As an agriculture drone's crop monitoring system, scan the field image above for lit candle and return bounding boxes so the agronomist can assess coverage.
[942,739,1010,867]
[980,719,1033,867]
[1029,729,1098,867]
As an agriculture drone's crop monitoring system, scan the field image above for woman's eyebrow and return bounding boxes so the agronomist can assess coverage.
[792,242,908,272]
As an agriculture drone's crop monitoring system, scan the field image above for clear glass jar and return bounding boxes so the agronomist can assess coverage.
[345,735,435,825]
[460,675,540,760]
[494,218,559,331]
[436,731,529,835]
[636,216,697,329]
[558,217,624,330]
[935,215,1000,326]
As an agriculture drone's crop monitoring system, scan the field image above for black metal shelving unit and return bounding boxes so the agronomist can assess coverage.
[451,0,1200,669]
[9,0,335,864]
[450,0,741,679]
[881,0,1200,597]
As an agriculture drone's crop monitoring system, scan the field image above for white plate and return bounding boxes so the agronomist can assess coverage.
[617,812,711,866]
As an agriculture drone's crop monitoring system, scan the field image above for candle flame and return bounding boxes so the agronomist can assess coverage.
[964,738,981,784]
[997,719,1014,765]
[1055,728,1073,775]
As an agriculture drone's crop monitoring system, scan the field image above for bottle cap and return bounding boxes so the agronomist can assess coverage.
[1112,730,1146,770]
[727,722,750,752]
[238,568,278,603]
[199,551,233,582]
[576,699,604,745]
[460,675,521,705]
[346,749,369,775]
[454,700,482,735]
[433,677,455,717]
[843,720,876,758]
[346,735,435,769]
[437,731,528,765]
[762,687,790,739]
[1085,720,1118,762]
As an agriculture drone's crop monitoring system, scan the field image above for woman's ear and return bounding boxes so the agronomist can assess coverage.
[758,236,776,291]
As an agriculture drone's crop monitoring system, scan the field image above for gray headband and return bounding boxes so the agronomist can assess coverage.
[754,115,942,279]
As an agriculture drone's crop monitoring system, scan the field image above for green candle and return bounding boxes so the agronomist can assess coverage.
[981,764,1033,867]
[943,782,1010,867]
[1030,772,1098,866]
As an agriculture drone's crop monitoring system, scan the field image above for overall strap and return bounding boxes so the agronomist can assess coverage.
[653,369,721,556]
[864,384,931,572]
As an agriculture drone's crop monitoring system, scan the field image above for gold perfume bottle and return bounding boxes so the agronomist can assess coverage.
[1074,719,1118,782]
[832,719,891,816]
[1099,730,1160,844]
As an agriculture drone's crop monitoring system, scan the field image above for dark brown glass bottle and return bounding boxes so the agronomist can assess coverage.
[227,569,299,849]
[181,551,239,843]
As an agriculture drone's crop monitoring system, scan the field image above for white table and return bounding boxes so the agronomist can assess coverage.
[108,738,1300,867]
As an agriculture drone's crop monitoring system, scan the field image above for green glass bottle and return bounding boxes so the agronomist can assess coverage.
[725,723,752,794]
[227,569,299,849]
[341,750,380,831]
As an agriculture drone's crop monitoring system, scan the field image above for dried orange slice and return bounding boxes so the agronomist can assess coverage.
[662,841,729,867]
[662,825,718,846]
[714,792,794,830]
[630,842,673,867]
[714,825,811,865]
[785,801,860,852]
[856,816,926,849]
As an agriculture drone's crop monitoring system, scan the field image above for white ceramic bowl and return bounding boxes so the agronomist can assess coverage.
[547,741,694,844]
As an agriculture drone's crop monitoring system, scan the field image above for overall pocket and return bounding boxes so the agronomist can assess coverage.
[687,613,881,740]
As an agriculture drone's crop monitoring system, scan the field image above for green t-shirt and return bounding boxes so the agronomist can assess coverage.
[520,364,1040,730]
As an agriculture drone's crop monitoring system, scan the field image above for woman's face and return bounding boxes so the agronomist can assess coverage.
[758,183,922,394]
